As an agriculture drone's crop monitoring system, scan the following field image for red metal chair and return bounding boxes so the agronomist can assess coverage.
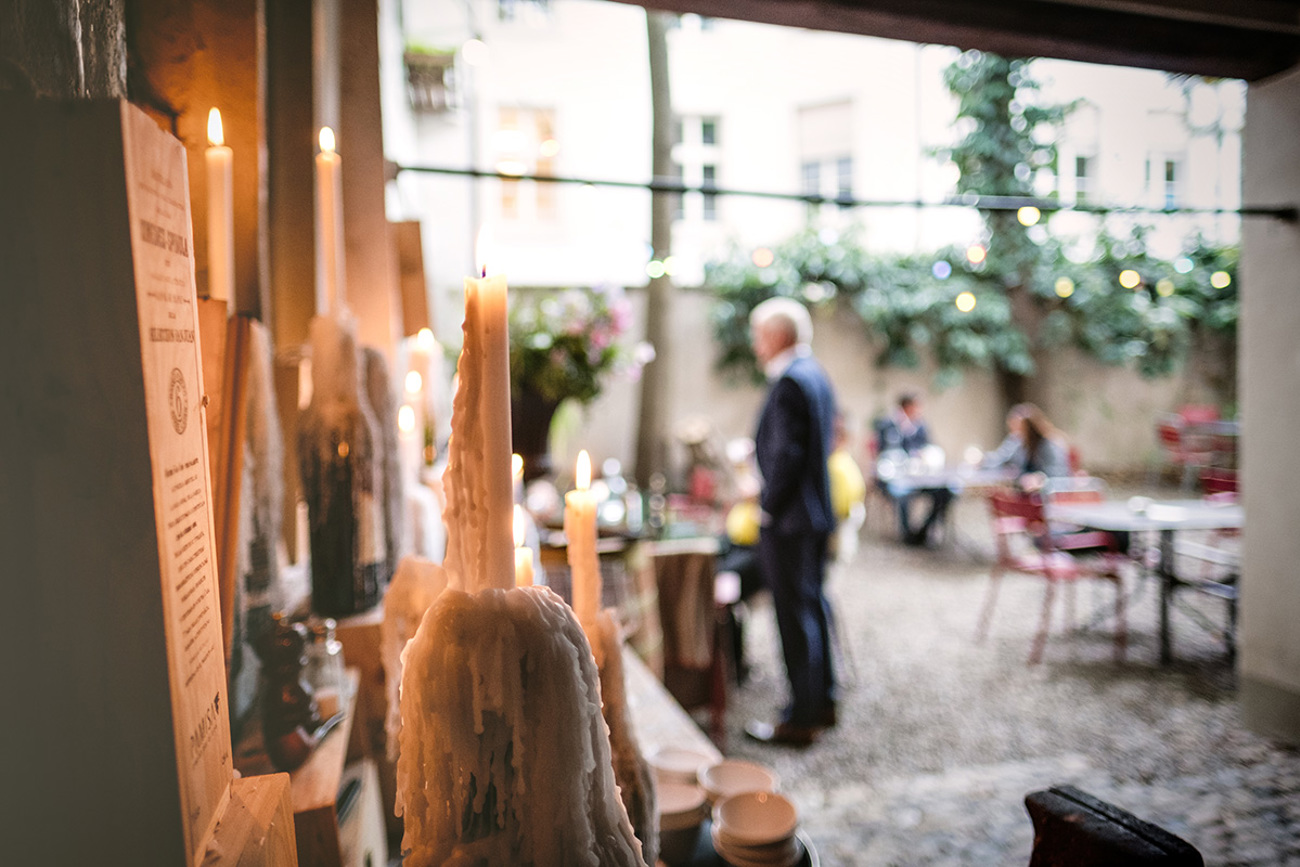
[977,488,1128,664]
[1066,443,1084,476]
[1177,403,1220,425]
[1200,468,1238,498]
[1183,469,1241,641]
[1155,414,1215,491]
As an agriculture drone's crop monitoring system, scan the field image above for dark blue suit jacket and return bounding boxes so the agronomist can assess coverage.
[876,414,930,455]
[755,354,837,537]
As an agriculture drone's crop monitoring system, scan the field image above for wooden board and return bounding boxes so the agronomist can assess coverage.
[0,95,230,866]
[123,97,234,861]
[393,220,430,336]
[197,300,254,664]
[208,773,299,867]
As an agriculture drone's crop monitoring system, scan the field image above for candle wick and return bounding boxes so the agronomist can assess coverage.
[480,266,487,278]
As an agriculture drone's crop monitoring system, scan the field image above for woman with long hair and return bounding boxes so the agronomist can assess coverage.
[984,402,1071,481]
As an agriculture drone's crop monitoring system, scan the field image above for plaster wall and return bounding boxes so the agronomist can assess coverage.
[1240,63,1300,744]
[548,288,1222,487]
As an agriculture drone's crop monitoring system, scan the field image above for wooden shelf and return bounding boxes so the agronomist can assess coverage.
[290,669,359,867]
[234,669,369,867]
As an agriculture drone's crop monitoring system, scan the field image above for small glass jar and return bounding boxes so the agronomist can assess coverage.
[304,617,346,718]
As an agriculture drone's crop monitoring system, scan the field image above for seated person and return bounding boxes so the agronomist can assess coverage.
[985,403,1129,554]
[982,402,1071,488]
[875,392,954,546]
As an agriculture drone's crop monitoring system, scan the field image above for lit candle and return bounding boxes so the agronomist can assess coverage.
[408,327,434,468]
[205,108,234,314]
[316,127,345,315]
[441,235,514,594]
[398,403,419,479]
[565,450,599,636]
[514,505,534,587]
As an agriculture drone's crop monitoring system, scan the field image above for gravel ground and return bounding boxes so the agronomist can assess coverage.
[719,490,1300,866]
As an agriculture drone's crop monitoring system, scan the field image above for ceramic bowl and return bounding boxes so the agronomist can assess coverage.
[649,746,715,785]
[699,759,779,803]
[657,781,708,831]
[711,824,803,867]
[713,791,799,847]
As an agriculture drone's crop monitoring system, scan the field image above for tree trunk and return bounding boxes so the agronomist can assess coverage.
[635,10,674,487]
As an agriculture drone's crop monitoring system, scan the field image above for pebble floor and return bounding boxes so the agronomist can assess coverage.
[719,491,1300,867]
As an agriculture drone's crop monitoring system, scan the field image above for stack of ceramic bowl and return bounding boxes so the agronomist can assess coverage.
[699,759,779,804]
[711,790,803,867]
[649,746,714,786]
[657,780,709,865]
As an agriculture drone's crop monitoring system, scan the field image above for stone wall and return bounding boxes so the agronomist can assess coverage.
[0,0,126,98]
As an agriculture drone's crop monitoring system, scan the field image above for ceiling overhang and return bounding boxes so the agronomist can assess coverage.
[623,0,1300,81]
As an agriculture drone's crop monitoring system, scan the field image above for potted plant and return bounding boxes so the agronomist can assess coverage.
[508,284,649,479]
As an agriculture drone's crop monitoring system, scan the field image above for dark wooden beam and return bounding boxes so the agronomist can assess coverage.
[630,0,1300,80]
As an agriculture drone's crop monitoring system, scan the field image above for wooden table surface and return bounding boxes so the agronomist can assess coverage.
[622,644,722,766]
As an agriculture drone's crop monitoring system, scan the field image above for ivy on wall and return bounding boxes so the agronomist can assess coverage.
[705,51,1239,394]
[706,227,1237,387]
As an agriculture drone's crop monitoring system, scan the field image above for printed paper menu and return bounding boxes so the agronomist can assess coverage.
[121,103,232,867]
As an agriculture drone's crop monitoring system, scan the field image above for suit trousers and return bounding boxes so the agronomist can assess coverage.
[759,527,836,725]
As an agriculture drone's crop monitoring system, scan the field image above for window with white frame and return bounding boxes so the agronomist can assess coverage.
[669,161,684,221]
[669,13,717,33]
[671,115,722,223]
[494,107,559,222]
[1065,102,1100,206]
[835,156,853,206]
[1144,155,1184,209]
[1075,155,1095,204]
[1144,108,1185,210]
[798,100,854,218]
[497,0,550,23]
[702,164,718,220]
[1163,159,1181,209]
[801,161,821,198]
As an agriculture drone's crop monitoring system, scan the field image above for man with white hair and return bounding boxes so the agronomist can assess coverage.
[745,296,839,746]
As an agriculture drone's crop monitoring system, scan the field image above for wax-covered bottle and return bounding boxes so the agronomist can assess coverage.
[298,315,386,617]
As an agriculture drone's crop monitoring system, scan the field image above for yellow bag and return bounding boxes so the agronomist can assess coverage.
[725,499,761,547]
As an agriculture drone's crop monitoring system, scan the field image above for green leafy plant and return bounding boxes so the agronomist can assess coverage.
[706,51,1238,400]
[706,226,1236,389]
[508,285,642,404]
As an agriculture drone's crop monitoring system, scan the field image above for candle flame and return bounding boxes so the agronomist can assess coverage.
[398,404,416,433]
[416,327,435,350]
[576,450,591,491]
[514,504,526,548]
[405,370,423,394]
[475,226,491,277]
[207,108,224,147]
[319,126,336,155]
[512,453,524,481]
